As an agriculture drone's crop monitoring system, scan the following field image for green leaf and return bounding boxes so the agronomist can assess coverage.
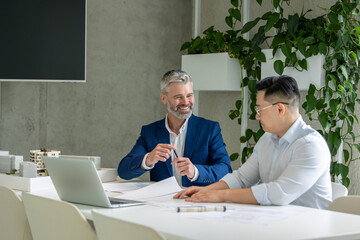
[273,0,281,8]
[339,65,349,80]
[225,16,233,28]
[256,52,266,62]
[338,164,349,178]
[354,144,360,153]
[305,94,317,113]
[245,129,253,140]
[264,13,280,33]
[215,32,223,47]
[180,42,191,51]
[308,84,316,95]
[235,100,242,110]
[248,79,257,92]
[319,111,330,130]
[231,9,242,21]
[230,0,238,7]
[344,149,350,163]
[228,110,240,120]
[328,12,339,25]
[256,0,262,5]
[241,18,260,34]
[324,88,332,103]
[274,60,284,75]
[241,147,250,163]
[350,51,358,66]
[289,52,298,66]
[341,177,350,188]
[230,153,239,161]
[287,13,299,37]
[191,37,202,49]
[329,99,338,114]
[298,59,308,70]
[281,42,292,58]
[254,128,265,142]
[240,136,247,143]
[316,99,325,109]
[346,102,355,114]
[310,45,319,55]
[303,36,316,44]
[272,35,285,48]
[318,42,327,55]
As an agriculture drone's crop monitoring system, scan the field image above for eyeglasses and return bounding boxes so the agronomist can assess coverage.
[255,102,289,116]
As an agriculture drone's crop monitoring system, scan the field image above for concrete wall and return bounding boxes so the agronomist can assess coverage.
[0,0,192,181]
[197,0,360,194]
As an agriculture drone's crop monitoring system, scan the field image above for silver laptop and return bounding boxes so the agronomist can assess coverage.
[43,156,143,208]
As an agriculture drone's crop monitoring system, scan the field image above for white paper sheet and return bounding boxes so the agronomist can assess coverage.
[142,194,302,225]
[116,176,182,201]
[102,182,149,193]
[187,204,302,225]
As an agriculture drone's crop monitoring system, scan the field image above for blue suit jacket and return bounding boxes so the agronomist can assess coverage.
[118,115,232,187]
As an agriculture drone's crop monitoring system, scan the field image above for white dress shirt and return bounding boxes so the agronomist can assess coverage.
[221,116,332,209]
[141,114,199,186]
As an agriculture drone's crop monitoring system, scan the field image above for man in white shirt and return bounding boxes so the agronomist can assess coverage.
[174,75,332,209]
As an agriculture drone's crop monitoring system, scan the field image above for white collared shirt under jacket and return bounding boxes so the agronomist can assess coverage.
[222,116,332,209]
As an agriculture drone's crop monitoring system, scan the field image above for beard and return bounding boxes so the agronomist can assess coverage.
[167,102,193,119]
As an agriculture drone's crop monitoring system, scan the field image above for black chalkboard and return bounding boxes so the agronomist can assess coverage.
[0,0,86,82]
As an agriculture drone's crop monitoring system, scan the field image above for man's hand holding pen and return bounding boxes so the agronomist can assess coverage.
[146,144,176,167]
[172,150,195,179]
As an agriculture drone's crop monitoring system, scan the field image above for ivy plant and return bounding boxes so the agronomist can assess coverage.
[181,0,265,166]
[181,0,360,188]
[229,0,360,188]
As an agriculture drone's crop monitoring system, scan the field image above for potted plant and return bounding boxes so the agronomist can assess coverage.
[181,0,360,187]
[180,0,265,164]
[240,0,360,187]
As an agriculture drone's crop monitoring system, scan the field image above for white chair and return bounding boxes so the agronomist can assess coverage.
[0,186,33,240]
[327,195,360,215]
[331,182,348,200]
[22,192,97,240]
[92,210,166,240]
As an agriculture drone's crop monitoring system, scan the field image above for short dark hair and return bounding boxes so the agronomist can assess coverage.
[256,75,300,107]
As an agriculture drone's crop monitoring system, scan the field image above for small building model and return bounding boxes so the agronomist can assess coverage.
[30,149,60,175]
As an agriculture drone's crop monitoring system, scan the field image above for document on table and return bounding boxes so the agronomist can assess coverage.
[102,182,149,193]
[114,176,182,201]
[187,204,303,225]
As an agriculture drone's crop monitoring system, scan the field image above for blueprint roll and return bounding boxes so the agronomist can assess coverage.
[19,162,37,178]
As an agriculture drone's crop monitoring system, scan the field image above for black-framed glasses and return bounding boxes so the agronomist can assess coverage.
[255,102,289,115]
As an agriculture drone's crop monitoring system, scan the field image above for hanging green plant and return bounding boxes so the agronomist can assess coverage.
[180,0,360,188]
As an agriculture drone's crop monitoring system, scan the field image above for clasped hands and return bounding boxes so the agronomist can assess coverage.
[145,144,195,179]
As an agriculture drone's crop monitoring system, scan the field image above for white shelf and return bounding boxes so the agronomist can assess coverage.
[0,174,54,192]
[261,49,325,90]
[0,168,117,191]
[182,53,242,91]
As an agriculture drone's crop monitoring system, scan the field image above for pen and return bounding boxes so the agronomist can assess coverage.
[177,206,226,213]
[173,150,179,158]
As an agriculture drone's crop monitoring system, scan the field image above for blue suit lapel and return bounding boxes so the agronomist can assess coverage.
[184,115,199,159]
[155,119,173,176]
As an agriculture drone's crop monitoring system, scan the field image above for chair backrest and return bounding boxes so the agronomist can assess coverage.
[22,192,97,240]
[0,186,33,240]
[327,196,360,215]
[92,210,166,240]
[331,182,348,200]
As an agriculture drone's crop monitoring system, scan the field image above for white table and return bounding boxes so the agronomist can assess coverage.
[28,188,360,240]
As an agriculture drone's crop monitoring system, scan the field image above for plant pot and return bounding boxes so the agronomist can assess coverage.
[181,53,242,91]
[261,49,325,90]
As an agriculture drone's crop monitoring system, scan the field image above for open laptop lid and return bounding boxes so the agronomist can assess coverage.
[43,156,141,208]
